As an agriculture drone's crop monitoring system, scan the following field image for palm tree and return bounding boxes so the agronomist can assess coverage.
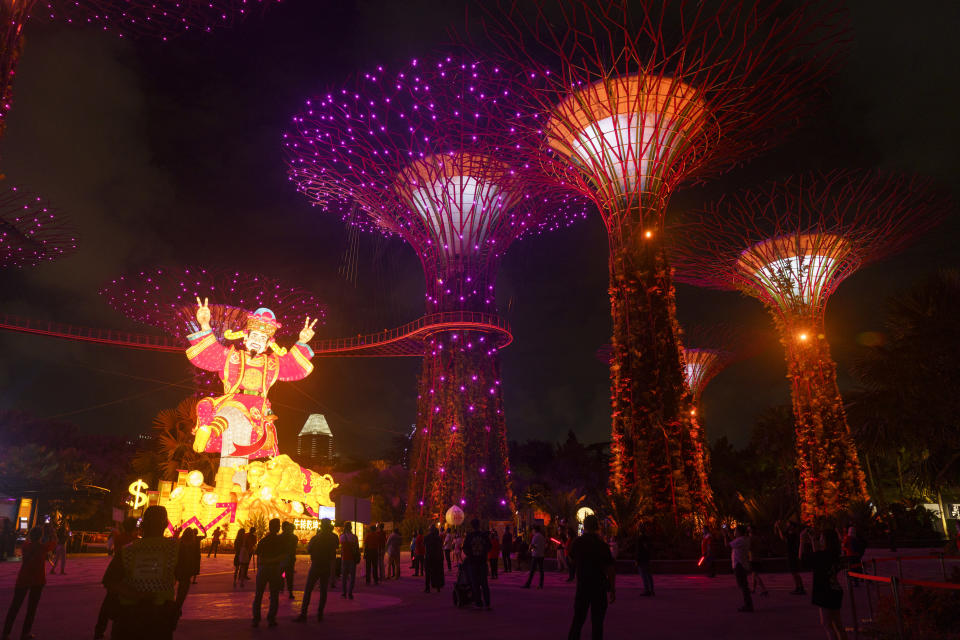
[148,397,217,482]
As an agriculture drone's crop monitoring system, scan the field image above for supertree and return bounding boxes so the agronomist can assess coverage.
[671,170,948,521]
[681,323,749,518]
[284,57,587,519]
[101,266,325,395]
[0,0,274,142]
[0,184,76,268]
[473,0,846,521]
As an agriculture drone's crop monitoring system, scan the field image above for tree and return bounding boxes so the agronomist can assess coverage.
[850,270,960,533]
[136,397,217,483]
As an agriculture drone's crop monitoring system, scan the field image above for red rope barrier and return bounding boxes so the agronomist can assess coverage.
[848,572,960,591]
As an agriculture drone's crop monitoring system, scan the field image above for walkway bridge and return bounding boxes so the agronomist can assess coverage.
[0,311,512,357]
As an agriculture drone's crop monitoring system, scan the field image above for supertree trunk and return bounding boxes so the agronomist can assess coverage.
[408,330,512,520]
[0,1,32,145]
[778,317,869,522]
[687,413,716,520]
[607,223,696,521]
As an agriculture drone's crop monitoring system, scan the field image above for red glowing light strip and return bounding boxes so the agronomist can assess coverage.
[0,311,512,357]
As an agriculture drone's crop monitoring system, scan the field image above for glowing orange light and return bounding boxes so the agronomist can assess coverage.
[690,407,697,416]
[644,230,653,239]
[798,332,808,341]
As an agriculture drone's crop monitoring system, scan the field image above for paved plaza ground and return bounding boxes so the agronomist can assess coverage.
[0,548,950,639]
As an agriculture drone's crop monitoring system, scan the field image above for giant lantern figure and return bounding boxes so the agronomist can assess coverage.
[0,185,76,268]
[284,58,586,518]
[101,266,325,397]
[672,170,947,521]
[476,0,845,520]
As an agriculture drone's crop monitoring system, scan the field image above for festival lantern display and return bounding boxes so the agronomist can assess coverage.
[100,266,325,395]
[475,0,845,521]
[284,57,587,519]
[671,170,948,521]
[0,185,76,268]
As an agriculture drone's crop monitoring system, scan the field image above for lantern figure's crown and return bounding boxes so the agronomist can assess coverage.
[247,307,281,336]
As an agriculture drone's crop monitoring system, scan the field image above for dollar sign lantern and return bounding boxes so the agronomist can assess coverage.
[128,479,149,510]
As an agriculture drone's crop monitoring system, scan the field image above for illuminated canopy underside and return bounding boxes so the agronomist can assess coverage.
[545,75,707,200]
[395,153,521,256]
[737,234,852,310]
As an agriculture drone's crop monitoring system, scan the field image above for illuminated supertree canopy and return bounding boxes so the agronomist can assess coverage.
[473,0,846,521]
[672,170,949,521]
[682,324,747,407]
[100,266,325,395]
[0,0,275,141]
[284,57,588,519]
[0,184,77,268]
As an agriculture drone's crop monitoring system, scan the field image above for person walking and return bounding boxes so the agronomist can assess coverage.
[377,523,387,581]
[487,529,500,579]
[242,528,257,583]
[728,525,754,613]
[748,525,768,596]
[501,526,513,573]
[413,529,426,577]
[94,517,139,640]
[443,527,455,572]
[567,515,615,640]
[776,520,806,595]
[523,525,546,589]
[174,528,202,612]
[105,506,179,640]
[364,524,381,586]
[232,527,247,587]
[251,518,286,628]
[50,524,67,575]
[635,528,654,596]
[294,518,338,623]
[453,529,464,566]
[556,529,568,573]
[806,527,848,640]
[463,519,491,609]
[339,523,359,600]
[279,521,298,598]
[2,526,57,640]
[386,528,401,579]
[207,527,221,559]
[701,528,716,578]
[423,525,445,593]
[565,529,577,582]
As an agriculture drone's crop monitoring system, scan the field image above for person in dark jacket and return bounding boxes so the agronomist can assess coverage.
[294,519,338,623]
[279,521,298,598]
[174,528,202,611]
[501,527,513,573]
[635,529,654,596]
[423,525,445,592]
[568,515,615,640]
[463,519,491,609]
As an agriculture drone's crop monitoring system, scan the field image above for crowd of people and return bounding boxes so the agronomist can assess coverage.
[1,506,888,640]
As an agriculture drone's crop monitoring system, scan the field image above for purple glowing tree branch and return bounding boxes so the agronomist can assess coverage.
[284,56,588,518]
[0,185,77,269]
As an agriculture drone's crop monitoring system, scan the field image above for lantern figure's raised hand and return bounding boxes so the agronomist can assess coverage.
[186,302,317,488]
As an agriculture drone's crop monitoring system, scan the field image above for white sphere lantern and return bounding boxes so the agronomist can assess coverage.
[445,505,465,527]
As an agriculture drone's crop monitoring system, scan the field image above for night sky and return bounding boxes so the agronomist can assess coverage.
[0,0,957,461]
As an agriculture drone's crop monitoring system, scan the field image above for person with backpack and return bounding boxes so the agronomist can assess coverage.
[463,519,491,609]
